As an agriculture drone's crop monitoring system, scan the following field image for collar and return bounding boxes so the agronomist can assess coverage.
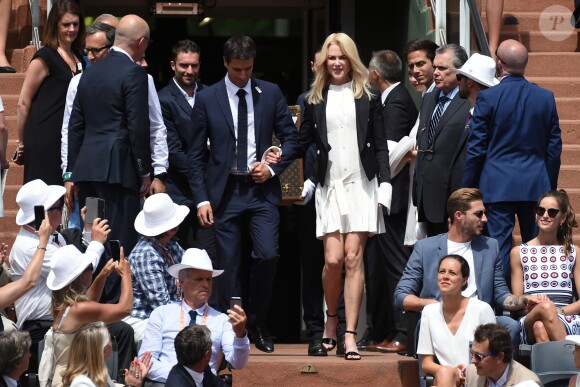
[173,77,198,98]
[1,375,18,387]
[225,74,251,97]
[184,365,204,386]
[381,82,400,105]
[109,46,135,62]
[439,86,459,101]
[488,362,510,387]
[422,82,436,96]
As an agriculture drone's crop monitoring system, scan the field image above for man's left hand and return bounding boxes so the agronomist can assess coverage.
[250,162,272,184]
[227,304,248,338]
[140,176,152,197]
[150,178,166,195]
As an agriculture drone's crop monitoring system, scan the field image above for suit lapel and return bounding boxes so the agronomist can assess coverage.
[472,237,484,295]
[169,80,193,116]
[251,79,262,151]
[215,80,235,138]
[432,93,466,142]
[355,95,368,152]
[315,88,329,150]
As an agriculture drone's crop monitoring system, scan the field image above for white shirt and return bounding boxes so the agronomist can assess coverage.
[224,75,256,173]
[380,82,401,105]
[173,77,197,108]
[417,298,496,367]
[447,240,477,298]
[9,228,104,327]
[184,366,204,387]
[0,96,4,112]
[60,48,168,175]
[139,301,250,382]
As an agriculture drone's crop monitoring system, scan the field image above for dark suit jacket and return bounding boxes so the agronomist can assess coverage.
[165,364,227,387]
[158,80,207,206]
[188,78,301,210]
[414,89,470,223]
[462,75,561,202]
[448,109,472,198]
[0,376,8,387]
[299,88,390,187]
[379,83,418,215]
[68,50,151,191]
[394,233,511,310]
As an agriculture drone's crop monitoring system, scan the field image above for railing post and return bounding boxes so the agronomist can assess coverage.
[29,0,41,48]
[459,0,471,54]
[434,0,447,46]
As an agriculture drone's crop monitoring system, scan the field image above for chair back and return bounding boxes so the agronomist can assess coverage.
[530,341,579,386]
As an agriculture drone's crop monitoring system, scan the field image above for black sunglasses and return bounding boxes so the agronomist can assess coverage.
[535,206,559,218]
[456,74,464,81]
[83,45,111,56]
[463,210,487,219]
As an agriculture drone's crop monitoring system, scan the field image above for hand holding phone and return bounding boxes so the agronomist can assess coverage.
[85,197,106,224]
[34,205,45,230]
[230,296,242,310]
[109,240,121,262]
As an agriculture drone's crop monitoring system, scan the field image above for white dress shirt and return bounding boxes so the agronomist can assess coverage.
[380,82,401,105]
[184,366,204,387]
[173,77,197,108]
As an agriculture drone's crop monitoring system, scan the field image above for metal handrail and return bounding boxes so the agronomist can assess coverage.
[29,0,41,48]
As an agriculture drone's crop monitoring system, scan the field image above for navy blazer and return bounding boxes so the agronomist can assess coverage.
[188,78,301,210]
[158,80,206,206]
[299,88,391,187]
[68,50,151,191]
[414,90,470,223]
[394,233,511,311]
[462,75,562,202]
[379,84,418,215]
[165,364,226,387]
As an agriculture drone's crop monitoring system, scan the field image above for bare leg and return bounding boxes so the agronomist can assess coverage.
[435,365,461,387]
[321,232,344,350]
[524,300,567,342]
[0,0,11,67]
[486,0,504,57]
[532,321,550,343]
[343,232,368,359]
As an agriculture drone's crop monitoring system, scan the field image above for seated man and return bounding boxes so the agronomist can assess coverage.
[394,188,543,346]
[465,323,541,386]
[125,193,189,342]
[139,248,249,384]
[0,330,32,385]
[166,325,226,387]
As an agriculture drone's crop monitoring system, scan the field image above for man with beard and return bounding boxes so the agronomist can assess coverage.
[158,40,216,264]
[394,188,544,346]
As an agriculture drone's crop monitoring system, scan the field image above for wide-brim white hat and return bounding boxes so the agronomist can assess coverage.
[16,179,66,226]
[47,245,93,290]
[168,248,224,278]
[388,136,414,178]
[453,53,499,88]
[134,193,190,236]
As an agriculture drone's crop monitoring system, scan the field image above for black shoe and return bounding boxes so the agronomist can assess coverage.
[336,335,345,356]
[0,66,16,73]
[308,338,328,356]
[250,325,274,353]
[356,338,379,351]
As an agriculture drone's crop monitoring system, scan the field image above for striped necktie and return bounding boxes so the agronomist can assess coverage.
[428,95,450,144]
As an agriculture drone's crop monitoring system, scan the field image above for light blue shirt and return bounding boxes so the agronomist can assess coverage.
[488,362,511,387]
[138,301,250,382]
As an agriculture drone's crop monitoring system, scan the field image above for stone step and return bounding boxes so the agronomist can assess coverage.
[499,30,579,52]
[0,73,26,94]
[558,165,580,188]
[483,11,578,32]
[1,96,18,116]
[527,53,580,77]
[482,0,577,13]
[528,77,580,98]
[6,46,38,73]
[555,98,580,121]
[561,120,580,144]
[563,144,580,164]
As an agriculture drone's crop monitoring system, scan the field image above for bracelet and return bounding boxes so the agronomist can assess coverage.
[37,246,47,251]
[63,172,72,182]
[559,307,566,315]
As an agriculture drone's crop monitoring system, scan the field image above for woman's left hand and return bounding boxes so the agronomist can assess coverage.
[124,352,153,387]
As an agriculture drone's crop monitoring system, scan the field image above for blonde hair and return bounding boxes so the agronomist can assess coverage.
[61,322,110,387]
[306,32,371,104]
[51,277,88,319]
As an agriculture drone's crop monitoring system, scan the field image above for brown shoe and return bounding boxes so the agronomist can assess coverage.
[365,339,392,352]
[374,341,407,353]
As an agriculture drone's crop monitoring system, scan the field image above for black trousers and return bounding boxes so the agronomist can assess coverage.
[363,211,411,343]
[21,319,53,373]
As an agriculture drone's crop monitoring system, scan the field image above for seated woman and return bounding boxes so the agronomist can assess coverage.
[45,240,133,387]
[417,255,496,387]
[511,189,578,344]
[61,321,152,387]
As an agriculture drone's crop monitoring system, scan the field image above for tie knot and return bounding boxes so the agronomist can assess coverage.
[189,309,198,325]
[439,95,450,104]
[237,88,246,97]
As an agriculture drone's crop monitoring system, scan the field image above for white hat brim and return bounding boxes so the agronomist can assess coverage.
[388,137,414,178]
[47,245,94,290]
[455,68,499,88]
[566,335,580,345]
[134,204,190,236]
[168,263,224,278]
[16,185,66,226]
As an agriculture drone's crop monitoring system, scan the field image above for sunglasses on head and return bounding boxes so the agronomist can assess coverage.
[535,206,559,218]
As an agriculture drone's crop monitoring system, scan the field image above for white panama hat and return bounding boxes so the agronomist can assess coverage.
[168,248,224,278]
[134,193,190,236]
[452,53,499,88]
[47,245,93,290]
[16,179,66,226]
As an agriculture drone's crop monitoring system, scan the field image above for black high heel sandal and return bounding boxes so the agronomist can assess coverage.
[344,330,361,360]
[321,311,338,351]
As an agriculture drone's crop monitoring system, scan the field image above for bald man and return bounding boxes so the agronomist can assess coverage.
[94,13,119,27]
[67,15,152,300]
[462,39,562,283]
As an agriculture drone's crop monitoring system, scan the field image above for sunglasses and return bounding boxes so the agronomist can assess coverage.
[469,346,497,361]
[535,206,559,218]
[463,210,487,219]
[83,45,111,56]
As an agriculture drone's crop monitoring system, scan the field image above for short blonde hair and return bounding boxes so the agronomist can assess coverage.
[306,32,372,104]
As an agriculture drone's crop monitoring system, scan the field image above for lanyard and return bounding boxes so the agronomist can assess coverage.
[179,301,209,329]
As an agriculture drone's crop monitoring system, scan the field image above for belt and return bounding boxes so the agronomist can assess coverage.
[229,173,253,183]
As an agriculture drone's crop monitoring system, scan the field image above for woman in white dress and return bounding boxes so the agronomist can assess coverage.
[299,32,392,360]
[417,255,496,386]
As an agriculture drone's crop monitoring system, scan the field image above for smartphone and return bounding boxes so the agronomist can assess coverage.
[12,147,19,161]
[85,197,105,224]
[109,240,121,262]
[34,205,45,230]
[230,296,242,310]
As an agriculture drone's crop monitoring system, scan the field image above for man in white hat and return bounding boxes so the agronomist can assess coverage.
[8,179,109,372]
[124,193,189,343]
[447,53,499,197]
[139,248,250,384]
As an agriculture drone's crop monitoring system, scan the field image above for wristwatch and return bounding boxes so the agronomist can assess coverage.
[154,172,167,182]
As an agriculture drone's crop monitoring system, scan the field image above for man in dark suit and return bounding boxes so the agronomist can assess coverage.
[363,50,418,354]
[188,35,301,353]
[414,44,470,237]
[158,40,216,265]
[166,325,226,387]
[68,14,152,259]
[462,39,562,281]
